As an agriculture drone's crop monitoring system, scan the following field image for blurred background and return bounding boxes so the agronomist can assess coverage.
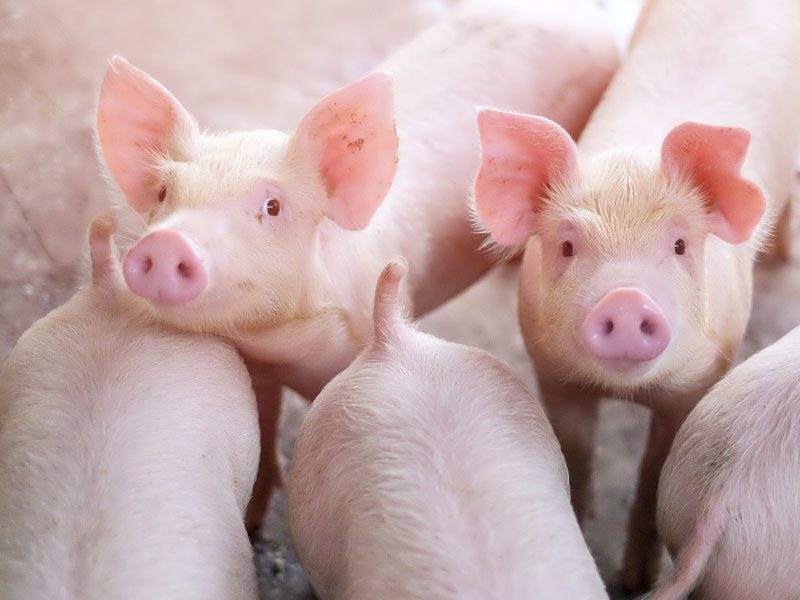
[1,0,798,598]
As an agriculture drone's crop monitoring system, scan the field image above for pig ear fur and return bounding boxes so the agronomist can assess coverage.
[289,72,398,231]
[661,122,766,244]
[473,109,578,247]
[97,56,196,213]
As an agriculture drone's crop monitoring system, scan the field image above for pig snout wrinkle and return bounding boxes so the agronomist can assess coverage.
[123,230,207,305]
[580,287,670,362]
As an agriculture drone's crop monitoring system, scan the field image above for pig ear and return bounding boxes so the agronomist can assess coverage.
[97,56,195,212]
[661,122,766,244]
[474,109,578,246]
[289,72,397,231]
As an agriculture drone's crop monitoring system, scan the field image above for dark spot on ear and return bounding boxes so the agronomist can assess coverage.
[347,138,365,152]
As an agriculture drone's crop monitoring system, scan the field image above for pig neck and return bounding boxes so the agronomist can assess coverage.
[234,220,404,398]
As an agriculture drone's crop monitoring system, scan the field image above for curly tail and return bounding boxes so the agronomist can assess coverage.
[372,257,408,345]
[642,499,728,600]
[88,212,120,286]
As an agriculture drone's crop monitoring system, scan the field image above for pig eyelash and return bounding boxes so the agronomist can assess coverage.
[256,197,281,223]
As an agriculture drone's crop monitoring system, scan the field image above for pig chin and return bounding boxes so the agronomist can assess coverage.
[155,292,286,335]
[599,357,656,375]
[583,354,668,392]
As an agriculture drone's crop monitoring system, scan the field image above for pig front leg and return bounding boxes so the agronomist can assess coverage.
[244,374,284,534]
[539,378,601,524]
[621,407,688,593]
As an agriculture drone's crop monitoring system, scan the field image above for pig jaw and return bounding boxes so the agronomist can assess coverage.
[522,264,687,392]
[521,272,711,395]
[122,215,314,335]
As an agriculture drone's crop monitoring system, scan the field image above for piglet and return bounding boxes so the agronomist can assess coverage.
[650,325,800,600]
[287,259,608,600]
[96,0,619,529]
[0,215,259,600]
[472,0,800,590]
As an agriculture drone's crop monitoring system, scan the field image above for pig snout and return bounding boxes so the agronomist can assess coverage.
[580,287,670,362]
[123,230,207,305]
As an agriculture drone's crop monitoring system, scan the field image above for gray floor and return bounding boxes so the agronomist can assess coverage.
[3,1,799,598]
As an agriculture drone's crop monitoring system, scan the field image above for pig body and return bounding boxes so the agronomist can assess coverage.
[0,216,259,600]
[652,326,800,600]
[472,0,800,590]
[98,0,618,528]
[288,260,608,600]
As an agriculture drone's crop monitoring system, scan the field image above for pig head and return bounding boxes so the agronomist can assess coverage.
[474,110,766,394]
[97,56,398,335]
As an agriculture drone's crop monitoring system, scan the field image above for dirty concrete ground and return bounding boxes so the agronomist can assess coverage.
[2,1,799,598]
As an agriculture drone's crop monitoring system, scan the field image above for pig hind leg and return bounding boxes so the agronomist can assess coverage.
[244,377,284,534]
[622,411,686,593]
[540,380,600,524]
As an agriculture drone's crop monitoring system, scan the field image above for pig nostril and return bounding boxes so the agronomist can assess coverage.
[602,320,614,335]
[640,319,654,336]
[142,256,153,274]
[177,261,192,279]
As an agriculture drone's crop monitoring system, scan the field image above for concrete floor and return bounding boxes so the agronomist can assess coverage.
[2,1,799,598]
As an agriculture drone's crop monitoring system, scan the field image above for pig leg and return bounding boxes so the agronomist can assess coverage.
[244,375,283,534]
[622,409,686,592]
[539,379,600,524]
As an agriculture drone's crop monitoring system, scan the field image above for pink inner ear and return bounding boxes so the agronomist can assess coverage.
[474,110,578,246]
[97,56,190,212]
[290,72,398,231]
[661,122,766,244]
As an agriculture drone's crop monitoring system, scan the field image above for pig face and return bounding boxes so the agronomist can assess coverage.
[474,110,766,392]
[97,57,397,333]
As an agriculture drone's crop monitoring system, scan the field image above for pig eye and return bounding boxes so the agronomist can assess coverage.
[561,241,574,257]
[257,197,281,223]
[158,186,167,202]
[674,239,686,255]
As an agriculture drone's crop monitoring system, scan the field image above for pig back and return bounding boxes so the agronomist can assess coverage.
[0,288,259,600]
[579,0,800,234]
[290,332,607,599]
